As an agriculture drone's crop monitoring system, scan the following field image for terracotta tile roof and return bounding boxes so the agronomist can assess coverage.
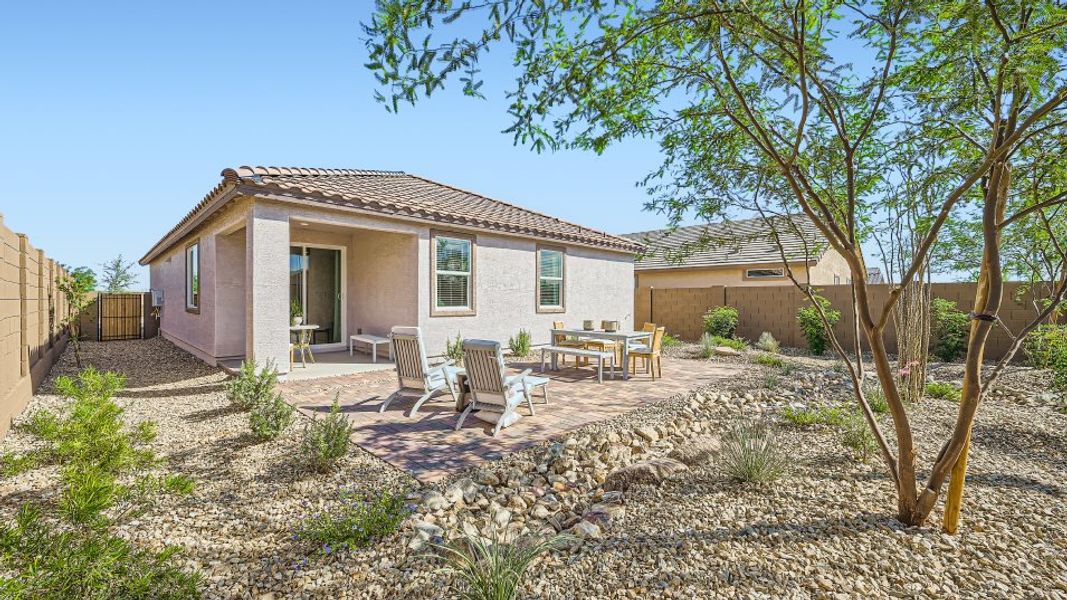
[141,166,641,264]
[621,215,828,271]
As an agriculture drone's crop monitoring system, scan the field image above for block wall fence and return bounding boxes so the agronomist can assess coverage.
[634,282,1061,361]
[0,214,70,438]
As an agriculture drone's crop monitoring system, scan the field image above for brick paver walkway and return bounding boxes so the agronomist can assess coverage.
[280,358,741,482]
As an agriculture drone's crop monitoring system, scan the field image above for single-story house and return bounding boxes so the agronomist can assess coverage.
[622,216,852,288]
[139,166,640,374]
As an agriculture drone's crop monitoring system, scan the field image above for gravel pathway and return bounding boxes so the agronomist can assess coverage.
[1,338,1064,599]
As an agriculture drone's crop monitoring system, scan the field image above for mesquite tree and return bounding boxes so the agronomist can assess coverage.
[365,1,1067,528]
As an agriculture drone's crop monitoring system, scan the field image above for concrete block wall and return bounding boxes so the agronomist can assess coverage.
[0,214,69,438]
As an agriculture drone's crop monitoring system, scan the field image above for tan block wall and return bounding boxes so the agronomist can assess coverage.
[636,249,852,289]
[0,214,70,438]
[635,282,1062,361]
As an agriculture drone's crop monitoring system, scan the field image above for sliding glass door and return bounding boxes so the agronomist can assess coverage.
[289,245,343,346]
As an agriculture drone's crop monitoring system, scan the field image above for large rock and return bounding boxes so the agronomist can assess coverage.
[667,435,722,466]
[444,478,480,504]
[714,346,742,357]
[569,520,602,540]
[421,491,450,511]
[604,458,689,491]
[635,426,659,443]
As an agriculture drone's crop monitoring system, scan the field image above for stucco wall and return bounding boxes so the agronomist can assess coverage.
[350,229,419,339]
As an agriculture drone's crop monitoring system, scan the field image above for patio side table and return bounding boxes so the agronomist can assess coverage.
[348,333,392,363]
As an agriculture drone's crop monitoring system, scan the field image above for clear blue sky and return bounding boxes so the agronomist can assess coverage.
[0,1,664,287]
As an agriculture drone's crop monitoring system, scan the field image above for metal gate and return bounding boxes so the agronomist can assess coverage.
[97,293,144,341]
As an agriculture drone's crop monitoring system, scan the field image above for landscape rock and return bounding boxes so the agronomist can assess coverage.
[603,458,689,491]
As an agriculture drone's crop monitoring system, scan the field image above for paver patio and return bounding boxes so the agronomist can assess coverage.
[281,357,740,482]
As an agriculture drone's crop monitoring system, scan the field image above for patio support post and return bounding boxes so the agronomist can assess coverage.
[245,201,291,374]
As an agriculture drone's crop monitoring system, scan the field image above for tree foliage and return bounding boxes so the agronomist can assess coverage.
[99,254,139,293]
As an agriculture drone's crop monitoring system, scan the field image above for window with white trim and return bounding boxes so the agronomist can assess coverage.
[434,235,472,311]
[537,248,565,310]
[746,267,784,279]
[185,241,200,311]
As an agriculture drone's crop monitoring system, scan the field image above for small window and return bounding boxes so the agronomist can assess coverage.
[185,241,200,311]
[433,234,473,313]
[537,247,565,311]
[746,267,784,279]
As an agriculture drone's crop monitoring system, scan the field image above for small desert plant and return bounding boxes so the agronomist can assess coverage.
[925,382,962,403]
[162,474,196,495]
[755,331,781,353]
[1024,324,1067,390]
[0,451,38,478]
[930,298,970,362]
[699,333,717,358]
[0,505,202,599]
[755,353,784,368]
[301,395,353,472]
[719,421,789,483]
[507,329,532,357]
[779,405,849,428]
[840,413,878,462]
[249,393,295,441]
[865,388,890,414]
[703,306,740,338]
[295,488,411,553]
[226,360,280,410]
[445,333,465,365]
[661,333,680,347]
[796,295,841,356]
[435,530,568,600]
[712,335,747,352]
[763,374,780,389]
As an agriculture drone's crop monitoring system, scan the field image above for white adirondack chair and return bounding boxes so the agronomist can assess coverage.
[380,326,459,416]
[457,339,539,436]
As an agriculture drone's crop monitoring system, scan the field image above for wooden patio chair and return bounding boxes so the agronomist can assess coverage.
[552,320,586,366]
[456,339,541,437]
[584,320,624,364]
[380,326,459,416]
[628,326,666,380]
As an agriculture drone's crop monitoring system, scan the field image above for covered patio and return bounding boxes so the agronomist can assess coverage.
[279,357,741,482]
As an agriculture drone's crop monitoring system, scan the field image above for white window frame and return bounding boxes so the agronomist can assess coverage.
[431,232,475,316]
[745,267,785,279]
[185,241,200,312]
[536,246,566,313]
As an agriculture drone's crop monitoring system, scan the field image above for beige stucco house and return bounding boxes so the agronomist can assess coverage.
[139,166,640,374]
[623,216,852,288]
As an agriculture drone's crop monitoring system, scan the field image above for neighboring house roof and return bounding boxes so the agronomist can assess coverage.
[140,166,642,264]
[621,215,829,271]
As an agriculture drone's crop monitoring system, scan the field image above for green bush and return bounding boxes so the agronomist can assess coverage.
[755,331,780,353]
[436,530,567,600]
[445,333,465,366]
[226,360,279,410]
[0,451,38,478]
[719,421,788,483]
[661,333,681,348]
[507,329,532,357]
[926,382,962,402]
[755,353,784,368]
[930,298,970,362]
[796,295,841,356]
[712,335,747,352]
[866,388,890,414]
[840,413,878,462]
[295,489,411,553]
[703,306,740,338]
[1024,324,1067,390]
[779,406,848,428]
[249,393,295,441]
[301,395,353,472]
[0,505,201,599]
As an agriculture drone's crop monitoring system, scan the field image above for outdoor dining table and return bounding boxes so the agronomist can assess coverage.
[549,328,653,380]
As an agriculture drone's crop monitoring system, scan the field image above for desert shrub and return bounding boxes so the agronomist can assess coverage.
[779,406,848,428]
[661,333,680,347]
[796,295,841,356]
[755,331,780,353]
[301,396,353,472]
[226,360,279,410]
[866,388,890,414]
[840,413,878,462]
[925,382,962,402]
[0,505,201,600]
[0,451,37,478]
[162,474,196,495]
[445,333,465,365]
[719,421,788,483]
[763,374,780,389]
[1024,324,1067,390]
[507,329,532,357]
[930,298,970,362]
[703,306,740,338]
[295,489,411,553]
[436,531,567,600]
[249,393,295,441]
[711,335,747,352]
[699,333,717,359]
[755,353,784,368]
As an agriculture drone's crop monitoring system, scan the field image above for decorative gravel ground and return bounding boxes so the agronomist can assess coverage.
[1,338,1064,599]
